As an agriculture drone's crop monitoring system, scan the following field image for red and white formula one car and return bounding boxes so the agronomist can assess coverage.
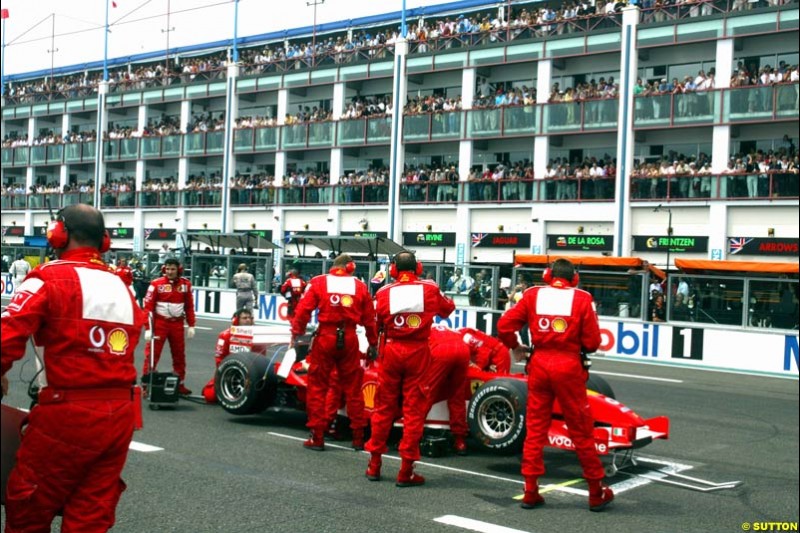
[214,326,669,458]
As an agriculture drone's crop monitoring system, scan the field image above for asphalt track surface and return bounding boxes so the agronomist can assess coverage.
[1,316,798,533]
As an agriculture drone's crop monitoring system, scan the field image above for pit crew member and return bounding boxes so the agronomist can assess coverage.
[497,258,614,511]
[202,308,255,403]
[365,251,455,487]
[142,257,196,395]
[1,204,145,532]
[280,268,306,318]
[291,254,378,451]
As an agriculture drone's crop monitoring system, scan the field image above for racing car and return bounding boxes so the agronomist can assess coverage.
[214,325,669,456]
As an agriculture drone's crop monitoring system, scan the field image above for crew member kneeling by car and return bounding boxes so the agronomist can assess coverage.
[202,308,254,403]
[426,325,472,455]
[1,204,146,532]
[497,258,614,512]
[364,251,455,487]
[290,253,378,452]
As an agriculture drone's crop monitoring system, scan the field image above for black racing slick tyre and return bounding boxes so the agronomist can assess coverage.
[215,352,270,415]
[467,378,528,455]
[586,374,615,399]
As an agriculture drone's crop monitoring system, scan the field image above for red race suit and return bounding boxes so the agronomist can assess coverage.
[202,327,267,403]
[1,247,145,532]
[291,267,377,435]
[142,274,196,382]
[280,273,307,318]
[115,265,134,287]
[460,327,511,374]
[497,277,604,481]
[426,326,471,438]
[365,271,455,461]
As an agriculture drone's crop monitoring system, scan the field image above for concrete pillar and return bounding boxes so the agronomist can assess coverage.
[711,39,734,187]
[332,82,345,120]
[220,62,240,233]
[277,89,288,125]
[178,100,191,189]
[93,81,110,208]
[534,60,553,184]
[708,203,728,259]
[461,68,476,111]
[330,148,342,185]
[387,38,409,243]
[613,6,640,258]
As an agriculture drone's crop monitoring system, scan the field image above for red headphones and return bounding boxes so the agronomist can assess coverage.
[389,257,424,279]
[46,215,111,253]
[345,261,356,274]
[542,267,579,287]
[161,262,184,276]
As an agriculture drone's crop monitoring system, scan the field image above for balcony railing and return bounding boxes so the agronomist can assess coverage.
[634,83,799,127]
[630,171,799,201]
[3,169,797,212]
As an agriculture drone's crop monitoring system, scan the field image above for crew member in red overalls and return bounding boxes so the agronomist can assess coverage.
[1,204,145,532]
[365,251,455,487]
[460,326,511,375]
[497,258,614,511]
[281,268,307,318]
[202,308,254,403]
[115,257,134,287]
[291,254,377,451]
[426,325,472,455]
[142,257,196,395]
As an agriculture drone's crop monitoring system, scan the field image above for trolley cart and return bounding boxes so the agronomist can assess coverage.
[143,313,179,410]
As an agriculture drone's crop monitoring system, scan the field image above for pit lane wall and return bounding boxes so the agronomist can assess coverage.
[1,276,797,379]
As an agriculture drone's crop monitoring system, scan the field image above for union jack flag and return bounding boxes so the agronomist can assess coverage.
[471,233,486,247]
[728,237,752,255]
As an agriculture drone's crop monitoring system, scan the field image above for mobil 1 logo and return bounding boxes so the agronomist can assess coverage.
[671,327,705,360]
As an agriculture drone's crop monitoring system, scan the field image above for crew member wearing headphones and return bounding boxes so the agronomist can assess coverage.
[290,253,378,452]
[364,251,455,487]
[497,258,614,512]
[1,204,146,532]
[142,257,196,395]
[202,308,255,403]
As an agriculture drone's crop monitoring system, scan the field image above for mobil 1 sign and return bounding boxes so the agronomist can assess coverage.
[596,319,797,377]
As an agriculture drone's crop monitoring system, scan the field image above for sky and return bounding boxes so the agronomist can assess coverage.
[0,0,443,77]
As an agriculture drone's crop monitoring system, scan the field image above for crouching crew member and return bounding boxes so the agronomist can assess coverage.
[1,204,146,532]
[291,254,378,451]
[497,258,614,511]
[142,257,196,396]
[365,251,455,487]
[426,325,472,455]
[202,308,254,403]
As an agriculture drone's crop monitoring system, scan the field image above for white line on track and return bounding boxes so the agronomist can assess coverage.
[591,370,683,383]
[15,407,163,452]
[129,441,164,453]
[434,515,533,533]
[267,431,524,484]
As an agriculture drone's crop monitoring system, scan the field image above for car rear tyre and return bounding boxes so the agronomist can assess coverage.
[216,351,270,415]
[467,378,528,455]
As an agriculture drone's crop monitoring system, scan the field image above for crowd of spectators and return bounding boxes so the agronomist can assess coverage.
[5,0,780,105]
[631,141,799,198]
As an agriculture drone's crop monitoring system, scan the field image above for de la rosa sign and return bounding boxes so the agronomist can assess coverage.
[548,234,614,251]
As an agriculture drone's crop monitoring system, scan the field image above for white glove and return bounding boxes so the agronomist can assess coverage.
[187,327,196,339]
[144,330,152,342]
